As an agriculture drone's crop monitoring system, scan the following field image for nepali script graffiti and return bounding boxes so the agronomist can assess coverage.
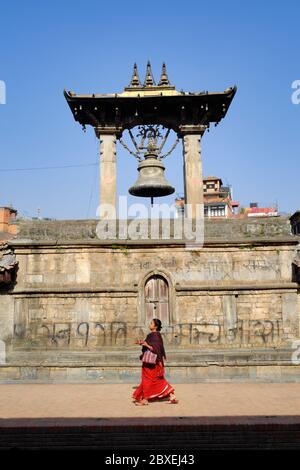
[13,319,283,349]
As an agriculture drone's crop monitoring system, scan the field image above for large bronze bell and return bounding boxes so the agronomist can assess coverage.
[129,150,175,198]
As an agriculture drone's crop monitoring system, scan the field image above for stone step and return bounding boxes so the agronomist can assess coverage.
[1,425,300,450]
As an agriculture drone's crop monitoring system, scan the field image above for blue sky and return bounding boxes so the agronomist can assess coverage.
[0,0,299,219]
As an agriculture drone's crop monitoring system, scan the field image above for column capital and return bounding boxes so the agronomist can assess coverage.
[94,126,122,139]
[178,124,207,138]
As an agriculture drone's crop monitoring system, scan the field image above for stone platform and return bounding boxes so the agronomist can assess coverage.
[0,216,299,383]
[2,347,300,383]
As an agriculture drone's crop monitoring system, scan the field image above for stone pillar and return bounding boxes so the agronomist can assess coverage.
[98,131,117,212]
[181,126,206,219]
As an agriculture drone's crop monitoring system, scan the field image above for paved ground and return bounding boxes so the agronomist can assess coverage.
[1,383,300,419]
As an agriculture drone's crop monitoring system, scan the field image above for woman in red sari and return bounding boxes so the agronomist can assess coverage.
[132,318,178,406]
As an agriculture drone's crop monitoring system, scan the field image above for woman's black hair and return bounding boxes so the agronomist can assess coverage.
[153,318,162,331]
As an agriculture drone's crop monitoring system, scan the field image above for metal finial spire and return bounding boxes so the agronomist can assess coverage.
[144,61,155,87]
[129,63,141,87]
[158,62,171,86]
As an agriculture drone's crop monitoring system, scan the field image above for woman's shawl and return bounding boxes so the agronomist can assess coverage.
[141,331,166,362]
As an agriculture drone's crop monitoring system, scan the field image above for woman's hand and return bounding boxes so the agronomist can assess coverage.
[134,339,154,350]
[135,339,149,347]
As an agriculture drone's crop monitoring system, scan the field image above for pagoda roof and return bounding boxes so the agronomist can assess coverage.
[64,62,237,135]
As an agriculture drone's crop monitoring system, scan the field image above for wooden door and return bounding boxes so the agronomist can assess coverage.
[144,275,169,325]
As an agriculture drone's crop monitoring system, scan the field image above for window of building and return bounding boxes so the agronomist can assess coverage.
[210,205,225,217]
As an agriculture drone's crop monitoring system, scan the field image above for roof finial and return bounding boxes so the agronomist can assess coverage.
[158,62,171,86]
[129,63,141,87]
[144,61,155,87]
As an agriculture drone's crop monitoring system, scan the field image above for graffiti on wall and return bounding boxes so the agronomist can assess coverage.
[12,318,283,349]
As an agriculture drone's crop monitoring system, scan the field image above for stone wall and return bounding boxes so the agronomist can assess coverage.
[0,216,299,382]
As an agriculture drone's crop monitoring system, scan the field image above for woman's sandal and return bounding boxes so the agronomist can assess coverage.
[167,398,179,404]
[134,399,149,406]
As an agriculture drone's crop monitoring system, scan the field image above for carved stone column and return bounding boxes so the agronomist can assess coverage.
[180,126,206,219]
[95,128,117,213]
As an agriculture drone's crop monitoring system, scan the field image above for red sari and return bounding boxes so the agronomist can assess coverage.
[133,331,175,402]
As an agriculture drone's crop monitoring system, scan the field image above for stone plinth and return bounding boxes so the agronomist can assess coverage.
[0,216,299,383]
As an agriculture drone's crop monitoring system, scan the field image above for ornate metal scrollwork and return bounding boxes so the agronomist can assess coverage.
[119,125,179,162]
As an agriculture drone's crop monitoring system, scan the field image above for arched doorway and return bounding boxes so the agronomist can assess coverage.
[144,275,169,325]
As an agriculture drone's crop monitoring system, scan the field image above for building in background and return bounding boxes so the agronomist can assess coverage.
[241,202,278,218]
[203,176,240,218]
[0,206,18,240]
[175,179,279,219]
[175,176,239,218]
